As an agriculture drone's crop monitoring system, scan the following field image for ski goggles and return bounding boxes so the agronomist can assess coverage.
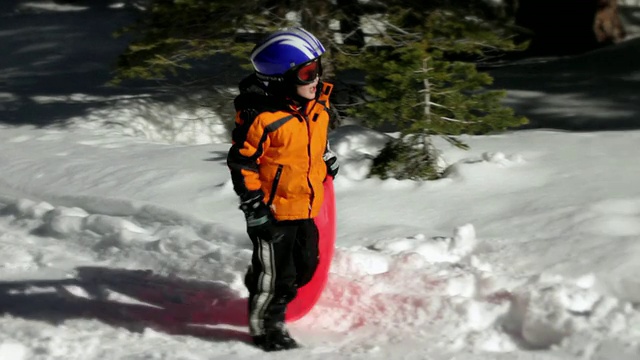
[293,59,322,84]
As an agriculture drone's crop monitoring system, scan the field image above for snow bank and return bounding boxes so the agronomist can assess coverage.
[298,223,640,357]
[328,126,528,186]
[503,274,640,352]
[65,95,229,145]
[443,151,525,181]
[0,196,249,291]
[17,0,147,13]
[18,1,89,12]
[304,224,516,351]
[2,170,640,358]
[0,341,29,360]
[328,125,390,181]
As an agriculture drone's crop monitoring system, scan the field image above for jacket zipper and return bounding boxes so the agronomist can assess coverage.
[304,115,315,218]
[293,104,316,218]
[267,164,284,208]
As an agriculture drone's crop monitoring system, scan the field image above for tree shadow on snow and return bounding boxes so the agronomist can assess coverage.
[487,37,640,131]
[0,0,242,127]
[0,266,251,344]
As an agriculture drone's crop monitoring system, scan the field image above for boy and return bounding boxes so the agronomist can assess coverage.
[227,27,338,351]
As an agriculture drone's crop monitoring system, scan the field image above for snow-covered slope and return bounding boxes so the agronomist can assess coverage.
[1,125,640,360]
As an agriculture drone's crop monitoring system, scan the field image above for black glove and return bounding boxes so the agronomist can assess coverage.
[239,191,282,242]
[324,150,339,178]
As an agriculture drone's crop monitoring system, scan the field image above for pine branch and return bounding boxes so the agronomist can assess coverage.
[440,116,477,124]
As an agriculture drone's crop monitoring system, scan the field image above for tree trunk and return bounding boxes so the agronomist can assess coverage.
[300,0,335,78]
[337,0,365,48]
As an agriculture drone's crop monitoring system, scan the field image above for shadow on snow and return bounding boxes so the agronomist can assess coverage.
[488,37,640,131]
[0,1,151,126]
[3,0,639,132]
[0,0,240,128]
[0,266,251,344]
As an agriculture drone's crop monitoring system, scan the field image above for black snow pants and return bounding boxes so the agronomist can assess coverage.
[245,219,320,336]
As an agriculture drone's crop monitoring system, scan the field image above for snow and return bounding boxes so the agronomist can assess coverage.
[1,2,640,360]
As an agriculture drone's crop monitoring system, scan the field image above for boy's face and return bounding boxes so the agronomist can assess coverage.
[296,77,319,100]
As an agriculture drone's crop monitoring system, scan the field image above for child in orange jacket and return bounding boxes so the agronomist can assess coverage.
[227,27,338,351]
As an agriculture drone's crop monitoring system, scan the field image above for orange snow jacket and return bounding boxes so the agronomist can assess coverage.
[227,75,334,221]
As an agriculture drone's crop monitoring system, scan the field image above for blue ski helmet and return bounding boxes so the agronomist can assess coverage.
[250,27,325,81]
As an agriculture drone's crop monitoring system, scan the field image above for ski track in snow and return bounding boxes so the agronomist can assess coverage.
[1,195,640,359]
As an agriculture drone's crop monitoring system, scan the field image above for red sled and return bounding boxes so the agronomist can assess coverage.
[285,176,336,322]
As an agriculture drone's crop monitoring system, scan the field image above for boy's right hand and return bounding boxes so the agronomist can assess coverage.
[240,191,282,242]
[244,202,272,239]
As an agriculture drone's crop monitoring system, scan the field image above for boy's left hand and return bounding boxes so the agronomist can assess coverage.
[324,151,339,178]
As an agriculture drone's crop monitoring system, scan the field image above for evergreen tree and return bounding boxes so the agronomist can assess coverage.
[344,5,527,180]
[114,1,527,180]
[113,0,336,84]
